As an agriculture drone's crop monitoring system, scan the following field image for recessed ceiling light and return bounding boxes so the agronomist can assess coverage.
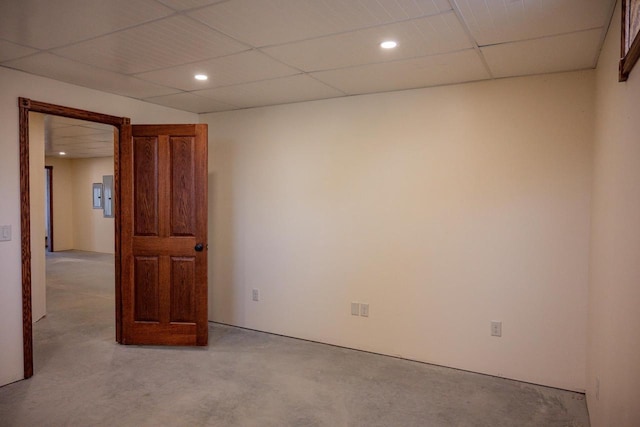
[380,40,397,49]
[59,152,66,156]
[194,74,208,81]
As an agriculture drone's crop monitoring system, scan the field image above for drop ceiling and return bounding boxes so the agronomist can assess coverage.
[44,116,114,158]
[1,0,617,114]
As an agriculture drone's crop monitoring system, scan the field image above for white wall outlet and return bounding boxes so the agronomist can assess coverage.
[0,225,11,242]
[360,303,369,317]
[351,302,360,316]
[491,321,502,337]
[252,288,260,302]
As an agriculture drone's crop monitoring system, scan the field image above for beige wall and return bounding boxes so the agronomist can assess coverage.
[0,66,198,387]
[588,2,640,425]
[202,70,594,391]
[71,157,115,254]
[44,156,115,253]
[45,156,74,251]
[29,112,46,323]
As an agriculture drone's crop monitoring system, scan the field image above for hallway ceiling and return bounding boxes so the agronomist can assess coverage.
[44,116,114,158]
[1,0,616,114]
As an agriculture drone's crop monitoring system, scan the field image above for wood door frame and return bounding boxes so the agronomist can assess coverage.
[44,165,53,252]
[19,98,130,378]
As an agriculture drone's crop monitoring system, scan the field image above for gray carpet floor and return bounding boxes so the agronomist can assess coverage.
[0,250,590,426]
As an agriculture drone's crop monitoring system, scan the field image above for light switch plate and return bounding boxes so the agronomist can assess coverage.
[360,303,369,317]
[0,225,11,242]
[351,302,360,316]
[491,321,502,337]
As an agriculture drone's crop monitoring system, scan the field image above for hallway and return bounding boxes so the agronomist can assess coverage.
[0,251,590,426]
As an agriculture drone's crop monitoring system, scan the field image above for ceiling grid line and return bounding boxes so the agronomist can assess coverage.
[449,0,495,79]
[479,26,609,49]
[591,0,618,69]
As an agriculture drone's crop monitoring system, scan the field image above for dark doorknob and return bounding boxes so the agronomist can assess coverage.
[194,243,204,252]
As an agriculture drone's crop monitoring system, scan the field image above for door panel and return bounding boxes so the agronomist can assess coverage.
[134,256,160,322]
[170,137,196,236]
[133,137,159,236]
[121,124,208,346]
[170,257,196,323]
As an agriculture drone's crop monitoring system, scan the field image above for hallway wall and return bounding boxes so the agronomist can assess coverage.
[29,113,46,323]
[43,156,115,254]
[71,157,115,254]
[44,156,74,251]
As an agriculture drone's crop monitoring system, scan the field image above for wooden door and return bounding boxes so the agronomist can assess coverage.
[120,124,208,345]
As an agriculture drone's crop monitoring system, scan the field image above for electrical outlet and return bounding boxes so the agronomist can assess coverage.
[360,303,369,317]
[491,321,502,337]
[252,288,260,302]
[351,302,360,316]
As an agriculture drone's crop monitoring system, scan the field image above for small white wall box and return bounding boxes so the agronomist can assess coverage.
[92,183,103,209]
[102,175,114,218]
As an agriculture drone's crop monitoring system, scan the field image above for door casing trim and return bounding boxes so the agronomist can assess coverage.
[18,98,130,378]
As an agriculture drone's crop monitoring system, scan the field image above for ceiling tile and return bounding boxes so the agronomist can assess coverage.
[0,0,174,49]
[311,50,490,95]
[482,29,603,78]
[79,140,115,146]
[75,135,115,144]
[145,92,237,113]
[135,50,300,91]
[52,149,113,159]
[264,12,471,72]
[79,122,116,132]
[45,119,75,130]
[54,141,113,150]
[3,53,181,99]
[50,126,110,138]
[195,74,345,108]
[157,0,227,11]
[0,40,38,62]
[188,0,452,47]
[45,116,113,130]
[53,15,249,74]
[456,0,615,46]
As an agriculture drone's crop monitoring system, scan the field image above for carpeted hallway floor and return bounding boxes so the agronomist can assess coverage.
[0,250,590,426]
